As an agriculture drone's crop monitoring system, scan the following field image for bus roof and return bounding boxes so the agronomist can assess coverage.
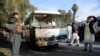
[33,10,61,15]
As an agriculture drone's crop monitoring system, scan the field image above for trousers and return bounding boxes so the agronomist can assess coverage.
[84,42,93,50]
[66,26,72,42]
[70,33,80,45]
[11,33,21,56]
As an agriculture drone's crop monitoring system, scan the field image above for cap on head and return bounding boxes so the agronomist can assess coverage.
[12,12,19,17]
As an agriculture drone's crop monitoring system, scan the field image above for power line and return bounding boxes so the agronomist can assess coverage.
[90,7,100,12]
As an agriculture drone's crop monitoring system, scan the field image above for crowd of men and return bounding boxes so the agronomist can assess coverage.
[66,16,99,52]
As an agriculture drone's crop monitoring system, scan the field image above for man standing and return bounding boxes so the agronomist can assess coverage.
[83,16,96,52]
[66,24,72,42]
[69,22,80,46]
[6,12,22,56]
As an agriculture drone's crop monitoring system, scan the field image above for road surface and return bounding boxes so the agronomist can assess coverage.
[0,41,100,56]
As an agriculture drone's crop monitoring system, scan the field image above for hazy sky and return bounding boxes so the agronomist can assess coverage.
[29,0,100,22]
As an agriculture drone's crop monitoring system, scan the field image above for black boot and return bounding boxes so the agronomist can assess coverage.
[83,49,87,52]
[76,44,79,46]
[89,49,93,52]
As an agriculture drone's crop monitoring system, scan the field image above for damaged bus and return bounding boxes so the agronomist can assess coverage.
[23,10,67,48]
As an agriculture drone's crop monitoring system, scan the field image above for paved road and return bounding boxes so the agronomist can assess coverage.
[0,42,100,56]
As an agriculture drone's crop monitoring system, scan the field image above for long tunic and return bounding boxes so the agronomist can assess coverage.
[66,25,72,40]
[6,18,22,56]
[84,22,95,42]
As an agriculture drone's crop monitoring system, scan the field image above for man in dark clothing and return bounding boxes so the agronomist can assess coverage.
[83,16,97,52]
[78,25,84,42]
[69,22,80,46]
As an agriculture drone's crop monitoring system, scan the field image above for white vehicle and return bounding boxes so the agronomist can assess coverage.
[23,10,67,48]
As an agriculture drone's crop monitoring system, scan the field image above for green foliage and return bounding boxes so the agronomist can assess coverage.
[65,10,73,23]
[0,0,36,27]
[58,10,72,26]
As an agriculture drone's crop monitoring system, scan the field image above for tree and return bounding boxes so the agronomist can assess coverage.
[0,0,37,27]
[58,10,67,26]
[72,4,78,22]
[66,10,73,23]
[58,10,72,26]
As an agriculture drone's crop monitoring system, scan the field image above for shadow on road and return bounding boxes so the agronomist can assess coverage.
[0,38,100,56]
[0,52,6,56]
